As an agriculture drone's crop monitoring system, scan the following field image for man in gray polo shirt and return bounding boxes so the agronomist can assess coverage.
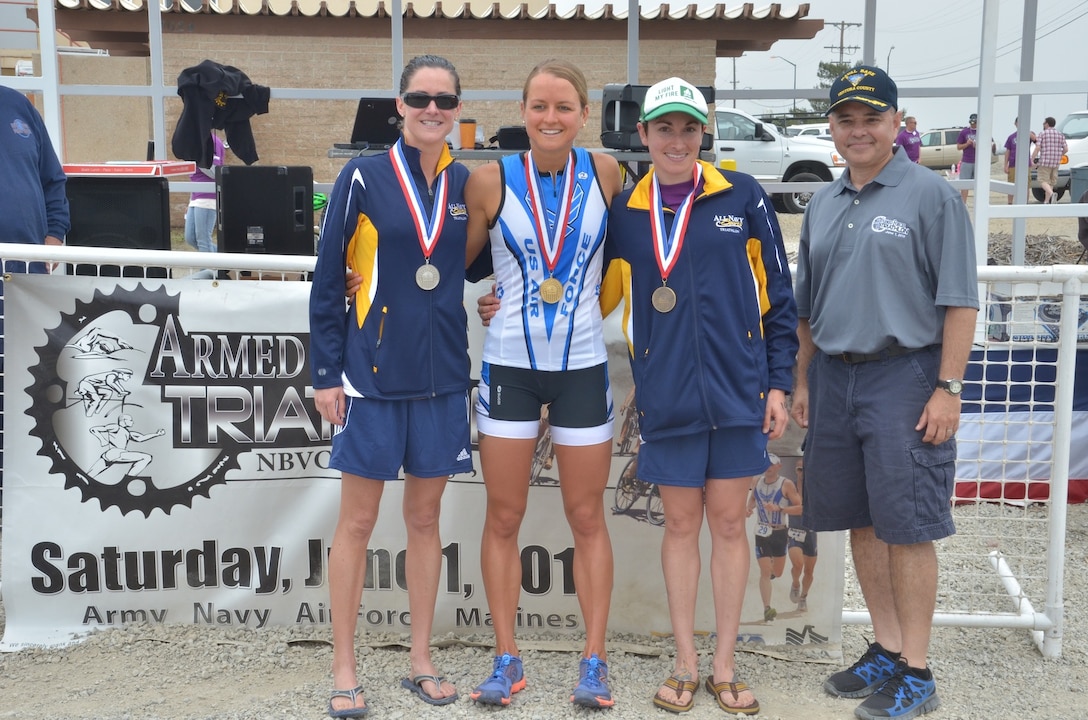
[790,66,978,720]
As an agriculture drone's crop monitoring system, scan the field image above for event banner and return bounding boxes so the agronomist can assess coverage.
[1,275,844,652]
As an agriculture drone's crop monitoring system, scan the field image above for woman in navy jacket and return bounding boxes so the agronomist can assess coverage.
[309,55,470,717]
[605,77,798,715]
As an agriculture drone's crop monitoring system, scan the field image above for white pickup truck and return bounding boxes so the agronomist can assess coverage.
[712,106,846,213]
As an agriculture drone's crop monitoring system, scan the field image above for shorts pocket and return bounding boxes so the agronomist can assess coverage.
[908,440,956,523]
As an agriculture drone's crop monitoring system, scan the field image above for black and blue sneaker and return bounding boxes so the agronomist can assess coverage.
[570,654,614,708]
[824,641,900,698]
[470,653,526,706]
[854,660,940,720]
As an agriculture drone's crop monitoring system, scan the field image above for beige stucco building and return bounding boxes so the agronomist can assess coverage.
[7,1,821,219]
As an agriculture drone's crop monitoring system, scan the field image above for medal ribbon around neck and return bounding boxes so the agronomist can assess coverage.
[524,150,577,276]
[649,163,702,283]
[390,139,448,262]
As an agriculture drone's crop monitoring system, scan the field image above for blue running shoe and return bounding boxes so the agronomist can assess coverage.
[470,653,526,706]
[854,661,940,720]
[571,654,614,708]
[824,642,900,698]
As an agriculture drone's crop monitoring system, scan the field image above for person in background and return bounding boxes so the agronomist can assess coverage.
[309,55,471,718]
[0,84,70,493]
[464,58,624,710]
[605,77,798,715]
[956,113,979,204]
[746,453,801,623]
[1002,117,1036,205]
[792,65,978,720]
[786,454,817,612]
[894,116,921,163]
[1032,116,1068,205]
[184,132,227,255]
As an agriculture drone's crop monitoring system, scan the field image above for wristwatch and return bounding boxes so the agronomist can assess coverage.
[937,378,964,396]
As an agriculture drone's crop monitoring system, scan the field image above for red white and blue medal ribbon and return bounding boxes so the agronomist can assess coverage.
[524,150,576,277]
[649,164,702,283]
[390,139,448,265]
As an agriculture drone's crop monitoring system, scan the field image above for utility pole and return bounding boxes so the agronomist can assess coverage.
[824,21,862,63]
[731,57,738,107]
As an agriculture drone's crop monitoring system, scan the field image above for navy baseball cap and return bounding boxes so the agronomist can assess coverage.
[826,65,898,115]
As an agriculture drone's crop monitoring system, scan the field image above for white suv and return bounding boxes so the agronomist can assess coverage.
[786,122,832,141]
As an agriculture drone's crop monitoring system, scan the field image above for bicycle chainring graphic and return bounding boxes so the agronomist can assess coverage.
[26,284,243,516]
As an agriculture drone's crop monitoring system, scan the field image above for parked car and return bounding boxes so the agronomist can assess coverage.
[918,128,964,170]
[918,127,998,172]
[712,108,845,213]
[786,122,832,141]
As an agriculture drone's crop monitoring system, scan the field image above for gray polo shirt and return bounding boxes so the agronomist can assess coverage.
[795,147,978,355]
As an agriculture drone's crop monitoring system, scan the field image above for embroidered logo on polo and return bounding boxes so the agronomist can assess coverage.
[871,215,910,238]
[449,202,468,219]
[714,214,745,231]
[10,118,32,138]
[27,284,323,516]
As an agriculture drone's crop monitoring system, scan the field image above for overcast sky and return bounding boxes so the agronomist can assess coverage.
[4,0,1085,133]
[549,0,1086,134]
[712,0,1088,133]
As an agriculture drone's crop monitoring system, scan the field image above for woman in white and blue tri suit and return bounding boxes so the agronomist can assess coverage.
[463,59,625,710]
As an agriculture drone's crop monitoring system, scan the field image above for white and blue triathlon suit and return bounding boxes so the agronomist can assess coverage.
[754,474,789,559]
[476,148,613,445]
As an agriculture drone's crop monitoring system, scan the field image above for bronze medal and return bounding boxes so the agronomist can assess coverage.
[415,263,440,291]
[652,285,677,313]
[649,165,700,316]
[539,277,563,304]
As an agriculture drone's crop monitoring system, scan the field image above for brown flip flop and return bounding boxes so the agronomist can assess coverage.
[652,673,698,713]
[705,674,760,715]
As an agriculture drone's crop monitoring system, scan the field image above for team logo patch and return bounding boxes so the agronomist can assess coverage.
[845,71,869,87]
[714,214,744,231]
[10,118,32,138]
[871,215,910,238]
[448,202,468,219]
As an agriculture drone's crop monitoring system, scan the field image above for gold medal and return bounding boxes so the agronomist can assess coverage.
[652,285,677,313]
[539,277,563,304]
[415,263,440,291]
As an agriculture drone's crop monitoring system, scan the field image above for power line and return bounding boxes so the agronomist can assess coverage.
[823,21,861,64]
[896,6,1088,83]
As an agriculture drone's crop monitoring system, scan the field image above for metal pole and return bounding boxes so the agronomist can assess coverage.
[771,56,797,112]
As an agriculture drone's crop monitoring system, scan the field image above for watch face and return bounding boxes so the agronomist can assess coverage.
[943,379,964,394]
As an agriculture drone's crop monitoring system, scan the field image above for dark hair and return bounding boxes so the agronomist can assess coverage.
[1045,116,1056,128]
[399,55,461,96]
[523,58,589,109]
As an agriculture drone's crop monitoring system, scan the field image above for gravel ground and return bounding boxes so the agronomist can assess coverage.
[1,501,1085,719]
[2,196,1084,720]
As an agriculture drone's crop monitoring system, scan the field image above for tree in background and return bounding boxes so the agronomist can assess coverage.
[809,60,853,115]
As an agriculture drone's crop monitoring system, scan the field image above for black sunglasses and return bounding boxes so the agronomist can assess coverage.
[402,92,460,111]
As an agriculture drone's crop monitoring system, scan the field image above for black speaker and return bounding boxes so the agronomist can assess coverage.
[496,126,530,150]
[216,166,314,256]
[64,175,171,278]
[600,83,715,152]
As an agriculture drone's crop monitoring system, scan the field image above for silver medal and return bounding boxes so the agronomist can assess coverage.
[415,263,440,291]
